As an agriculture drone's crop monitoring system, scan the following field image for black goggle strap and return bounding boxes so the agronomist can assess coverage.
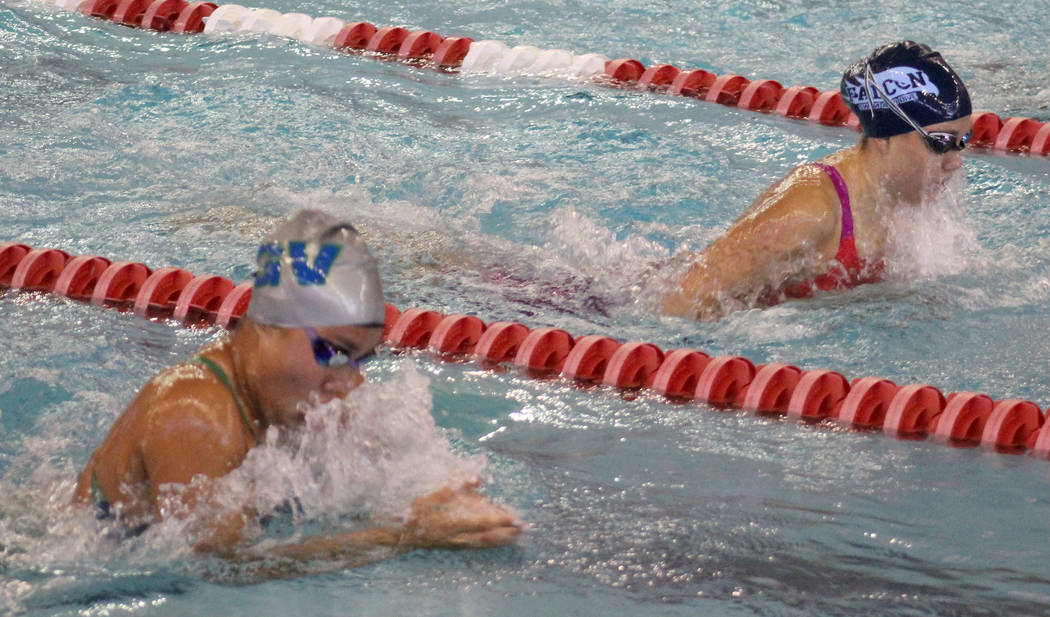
[864,63,931,139]
[864,64,968,154]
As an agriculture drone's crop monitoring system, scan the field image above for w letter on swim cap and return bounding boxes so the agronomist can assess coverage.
[252,241,343,288]
[288,241,342,285]
[254,242,283,287]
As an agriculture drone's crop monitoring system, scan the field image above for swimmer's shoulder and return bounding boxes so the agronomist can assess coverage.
[739,163,841,236]
[135,347,252,450]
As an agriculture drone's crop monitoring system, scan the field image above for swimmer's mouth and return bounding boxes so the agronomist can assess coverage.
[932,169,960,191]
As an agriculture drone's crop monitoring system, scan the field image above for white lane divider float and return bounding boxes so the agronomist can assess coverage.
[39,0,1049,156]
[40,0,613,82]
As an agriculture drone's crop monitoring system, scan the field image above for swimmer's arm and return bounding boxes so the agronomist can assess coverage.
[143,402,521,561]
[190,485,523,581]
[663,177,837,319]
[255,484,523,564]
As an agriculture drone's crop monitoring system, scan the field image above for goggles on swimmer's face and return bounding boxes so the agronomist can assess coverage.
[919,130,970,154]
[863,64,970,155]
[304,327,376,369]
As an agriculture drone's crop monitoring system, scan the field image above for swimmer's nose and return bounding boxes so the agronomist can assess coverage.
[320,369,364,400]
[942,149,965,172]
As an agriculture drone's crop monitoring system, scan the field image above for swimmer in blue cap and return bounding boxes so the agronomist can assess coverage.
[664,41,972,319]
[75,209,522,563]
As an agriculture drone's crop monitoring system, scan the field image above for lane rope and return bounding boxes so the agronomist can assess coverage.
[5,240,1050,460]
[32,0,1050,157]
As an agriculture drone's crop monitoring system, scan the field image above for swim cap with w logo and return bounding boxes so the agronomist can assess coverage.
[246,209,386,328]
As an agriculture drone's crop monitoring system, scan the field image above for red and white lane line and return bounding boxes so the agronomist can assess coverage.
[4,241,1050,461]
[33,0,1050,155]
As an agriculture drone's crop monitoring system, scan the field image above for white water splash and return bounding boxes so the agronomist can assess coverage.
[0,364,484,611]
[882,172,978,280]
[544,207,670,273]
[210,362,484,526]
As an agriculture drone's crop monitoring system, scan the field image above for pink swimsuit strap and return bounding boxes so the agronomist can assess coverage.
[811,162,854,241]
[778,162,882,300]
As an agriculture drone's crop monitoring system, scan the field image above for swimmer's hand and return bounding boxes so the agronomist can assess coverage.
[400,481,524,549]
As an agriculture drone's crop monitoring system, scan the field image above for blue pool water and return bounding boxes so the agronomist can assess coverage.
[3,0,1050,614]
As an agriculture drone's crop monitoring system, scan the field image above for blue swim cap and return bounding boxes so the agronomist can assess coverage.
[840,41,971,138]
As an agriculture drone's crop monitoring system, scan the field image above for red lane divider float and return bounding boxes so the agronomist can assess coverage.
[741,362,801,414]
[174,274,235,322]
[649,348,710,399]
[386,307,443,348]
[971,112,1004,147]
[4,243,1050,463]
[514,327,574,375]
[171,2,215,33]
[882,384,945,438]
[11,248,70,291]
[603,341,662,389]
[141,0,187,31]
[932,392,995,445]
[786,370,849,420]
[91,261,152,306]
[984,399,1043,451]
[216,280,252,328]
[837,377,899,429]
[54,255,112,299]
[428,313,485,355]
[44,0,1048,158]
[562,334,620,382]
[669,69,716,98]
[0,243,32,286]
[474,321,531,364]
[639,64,679,89]
[133,266,193,318]
[695,355,755,407]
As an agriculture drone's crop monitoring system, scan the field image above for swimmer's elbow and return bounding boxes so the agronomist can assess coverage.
[661,281,725,321]
[660,290,694,318]
[72,465,97,506]
[192,523,256,562]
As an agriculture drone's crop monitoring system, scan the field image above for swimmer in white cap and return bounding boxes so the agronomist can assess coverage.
[663,41,973,320]
[74,209,522,563]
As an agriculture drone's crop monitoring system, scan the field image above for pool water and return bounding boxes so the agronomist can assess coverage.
[3,0,1050,614]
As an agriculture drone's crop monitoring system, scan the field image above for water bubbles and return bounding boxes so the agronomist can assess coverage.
[166,363,488,546]
[883,171,978,280]
[0,363,486,603]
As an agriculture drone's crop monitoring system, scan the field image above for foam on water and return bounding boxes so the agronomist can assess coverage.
[0,363,485,609]
[210,362,484,526]
[883,171,978,280]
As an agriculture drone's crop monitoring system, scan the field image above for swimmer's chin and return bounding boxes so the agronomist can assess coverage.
[927,169,965,199]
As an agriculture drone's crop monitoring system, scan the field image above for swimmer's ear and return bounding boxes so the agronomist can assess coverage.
[871,137,891,154]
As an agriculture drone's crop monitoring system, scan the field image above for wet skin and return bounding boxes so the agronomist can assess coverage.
[662,115,973,320]
[74,319,522,559]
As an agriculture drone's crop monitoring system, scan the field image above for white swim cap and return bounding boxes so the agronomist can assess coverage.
[246,210,386,328]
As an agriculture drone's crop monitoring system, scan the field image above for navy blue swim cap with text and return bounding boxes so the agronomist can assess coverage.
[840,41,971,138]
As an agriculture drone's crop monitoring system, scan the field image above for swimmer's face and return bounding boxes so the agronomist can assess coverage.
[884,115,972,203]
[250,324,382,427]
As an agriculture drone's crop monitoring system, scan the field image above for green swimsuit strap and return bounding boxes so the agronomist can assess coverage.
[193,356,261,444]
[91,470,107,507]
